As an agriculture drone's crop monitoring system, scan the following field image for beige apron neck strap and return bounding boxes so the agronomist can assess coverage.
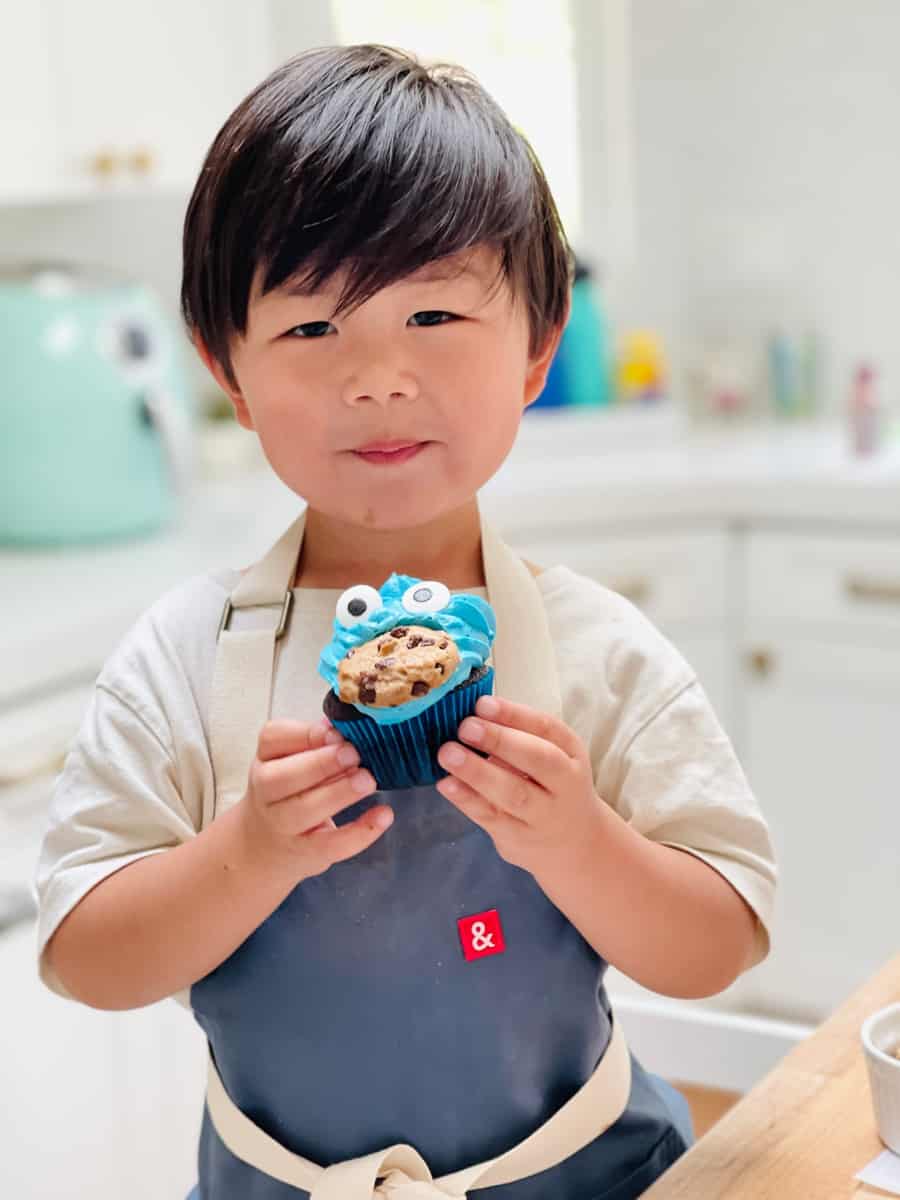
[480,512,562,721]
[207,509,307,820]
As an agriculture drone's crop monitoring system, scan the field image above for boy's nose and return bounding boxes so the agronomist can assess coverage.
[342,359,420,408]
[344,388,418,408]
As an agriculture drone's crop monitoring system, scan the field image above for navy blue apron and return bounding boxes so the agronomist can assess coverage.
[185,514,693,1198]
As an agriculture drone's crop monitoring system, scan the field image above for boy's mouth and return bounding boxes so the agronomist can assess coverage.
[352,440,429,465]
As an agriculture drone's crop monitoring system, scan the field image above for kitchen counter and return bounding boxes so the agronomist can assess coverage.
[487,409,900,532]
[3,409,900,708]
[642,953,900,1199]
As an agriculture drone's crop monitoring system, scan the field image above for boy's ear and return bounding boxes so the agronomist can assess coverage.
[522,301,571,410]
[192,335,255,430]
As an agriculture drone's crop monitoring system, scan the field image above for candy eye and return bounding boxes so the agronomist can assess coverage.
[401,580,451,615]
[336,584,383,627]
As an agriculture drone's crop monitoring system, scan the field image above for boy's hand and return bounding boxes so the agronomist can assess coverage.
[238,719,392,878]
[436,696,604,876]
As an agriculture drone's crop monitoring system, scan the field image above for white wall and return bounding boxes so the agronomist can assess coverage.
[609,0,900,418]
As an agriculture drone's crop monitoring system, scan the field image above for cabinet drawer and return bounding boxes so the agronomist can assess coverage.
[746,532,900,641]
[511,530,729,627]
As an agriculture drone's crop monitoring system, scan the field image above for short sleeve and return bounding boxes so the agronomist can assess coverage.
[33,576,222,1002]
[34,685,196,998]
[610,678,777,968]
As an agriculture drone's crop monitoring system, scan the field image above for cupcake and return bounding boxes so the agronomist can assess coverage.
[318,574,496,790]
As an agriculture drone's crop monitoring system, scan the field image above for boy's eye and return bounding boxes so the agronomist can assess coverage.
[285,309,458,338]
[285,319,336,338]
[408,311,457,327]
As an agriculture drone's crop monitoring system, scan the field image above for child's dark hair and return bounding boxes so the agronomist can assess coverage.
[180,44,574,391]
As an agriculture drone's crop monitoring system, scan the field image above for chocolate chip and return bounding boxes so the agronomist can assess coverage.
[411,681,429,696]
[359,686,376,704]
[374,658,396,669]
[436,663,445,674]
[390,627,408,637]
[347,648,355,657]
[360,672,377,686]
[421,638,435,646]
[407,635,422,648]
[439,640,448,649]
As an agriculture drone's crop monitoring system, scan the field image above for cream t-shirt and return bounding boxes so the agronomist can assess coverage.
[35,561,777,1001]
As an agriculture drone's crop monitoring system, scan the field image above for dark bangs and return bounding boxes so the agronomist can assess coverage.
[181,44,574,390]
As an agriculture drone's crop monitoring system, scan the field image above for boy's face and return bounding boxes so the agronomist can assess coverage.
[196,244,564,532]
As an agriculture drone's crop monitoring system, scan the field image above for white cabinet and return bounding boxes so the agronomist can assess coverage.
[737,635,900,1023]
[0,2,58,199]
[513,527,735,736]
[52,0,270,192]
[735,531,900,1024]
[1,0,272,201]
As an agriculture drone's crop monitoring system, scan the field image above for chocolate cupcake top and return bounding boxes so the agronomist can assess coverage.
[318,573,496,726]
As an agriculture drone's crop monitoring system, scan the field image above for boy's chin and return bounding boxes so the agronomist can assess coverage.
[350,498,464,532]
[309,494,477,534]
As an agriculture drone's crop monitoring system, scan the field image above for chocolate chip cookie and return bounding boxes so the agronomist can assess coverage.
[337,624,460,708]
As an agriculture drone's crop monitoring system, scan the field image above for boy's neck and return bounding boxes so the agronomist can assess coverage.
[293,501,487,590]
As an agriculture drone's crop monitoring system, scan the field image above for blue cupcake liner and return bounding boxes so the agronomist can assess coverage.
[330,667,495,791]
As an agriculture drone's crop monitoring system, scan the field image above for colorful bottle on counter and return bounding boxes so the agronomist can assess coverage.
[767,329,821,419]
[615,330,667,404]
[532,257,612,410]
[768,331,797,417]
[799,331,821,419]
[849,363,881,456]
[565,264,613,407]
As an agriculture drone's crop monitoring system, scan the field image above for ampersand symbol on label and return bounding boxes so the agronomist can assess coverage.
[458,908,505,961]
[470,921,494,952]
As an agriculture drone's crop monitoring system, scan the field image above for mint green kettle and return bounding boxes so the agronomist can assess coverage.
[0,262,195,545]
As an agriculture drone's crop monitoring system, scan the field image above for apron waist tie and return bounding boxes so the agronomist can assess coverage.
[205,1017,632,1199]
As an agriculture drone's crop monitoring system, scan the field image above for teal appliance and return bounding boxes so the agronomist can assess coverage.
[531,256,612,410]
[0,262,195,546]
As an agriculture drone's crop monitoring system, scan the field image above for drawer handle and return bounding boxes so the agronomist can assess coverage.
[612,577,652,607]
[845,576,900,606]
[747,648,775,678]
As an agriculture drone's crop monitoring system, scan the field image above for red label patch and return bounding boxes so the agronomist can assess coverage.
[457,909,505,962]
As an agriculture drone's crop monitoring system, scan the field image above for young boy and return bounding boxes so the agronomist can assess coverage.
[36,45,776,1199]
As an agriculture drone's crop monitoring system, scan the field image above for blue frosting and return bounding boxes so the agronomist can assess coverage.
[318,573,496,725]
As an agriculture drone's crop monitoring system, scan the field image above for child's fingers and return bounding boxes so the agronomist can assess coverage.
[456,716,563,791]
[305,816,337,834]
[272,766,377,835]
[257,719,328,761]
[255,741,363,805]
[256,719,346,763]
[473,696,583,759]
[309,805,394,865]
